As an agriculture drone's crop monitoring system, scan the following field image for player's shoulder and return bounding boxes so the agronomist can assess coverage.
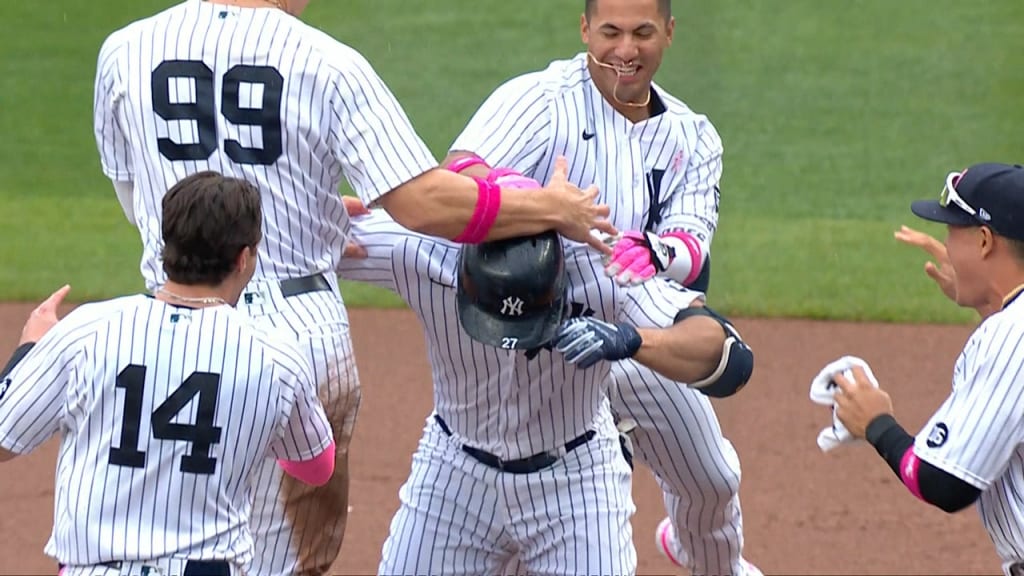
[971,299,1024,348]
[281,20,381,81]
[491,52,591,103]
[655,87,720,135]
[48,294,150,339]
[98,2,186,54]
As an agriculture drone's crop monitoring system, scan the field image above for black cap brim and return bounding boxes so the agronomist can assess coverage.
[910,200,977,227]
[456,293,565,350]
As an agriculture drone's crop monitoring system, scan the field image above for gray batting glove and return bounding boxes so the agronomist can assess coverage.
[553,317,642,369]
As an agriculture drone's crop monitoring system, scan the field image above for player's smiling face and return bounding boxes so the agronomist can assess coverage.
[581,0,674,104]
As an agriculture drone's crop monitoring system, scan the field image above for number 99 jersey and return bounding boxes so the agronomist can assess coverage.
[93,0,437,291]
[0,295,333,568]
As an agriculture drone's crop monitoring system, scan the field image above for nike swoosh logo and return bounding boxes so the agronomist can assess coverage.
[582,130,595,141]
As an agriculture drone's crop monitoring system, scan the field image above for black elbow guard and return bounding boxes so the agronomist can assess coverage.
[673,305,753,398]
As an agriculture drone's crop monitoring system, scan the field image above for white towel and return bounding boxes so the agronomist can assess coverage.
[808,355,879,452]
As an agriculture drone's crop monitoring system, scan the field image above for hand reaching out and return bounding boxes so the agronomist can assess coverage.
[543,157,618,255]
[894,225,956,303]
[21,284,71,344]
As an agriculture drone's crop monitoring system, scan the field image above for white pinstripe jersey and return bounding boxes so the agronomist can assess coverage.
[337,211,702,458]
[914,294,1024,564]
[450,52,722,250]
[0,295,332,566]
[94,0,437,291]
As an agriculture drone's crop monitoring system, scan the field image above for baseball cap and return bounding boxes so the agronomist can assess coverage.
[911,163,1024,240]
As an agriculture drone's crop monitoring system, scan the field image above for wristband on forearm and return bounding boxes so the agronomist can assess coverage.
[447,154,490,174]
[659,230,704,286]
[453,177,502,244]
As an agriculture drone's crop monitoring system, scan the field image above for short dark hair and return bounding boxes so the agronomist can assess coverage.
[161,171,262,286]
[585,0,671,20]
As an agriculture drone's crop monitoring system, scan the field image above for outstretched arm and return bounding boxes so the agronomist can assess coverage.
[553,278,753,397]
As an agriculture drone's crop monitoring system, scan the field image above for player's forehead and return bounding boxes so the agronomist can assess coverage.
[588,0,665,28]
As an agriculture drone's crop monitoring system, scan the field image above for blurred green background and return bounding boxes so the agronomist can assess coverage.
[1,0,1021,322]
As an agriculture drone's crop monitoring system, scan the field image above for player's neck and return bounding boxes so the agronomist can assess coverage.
[156,281,234,308]
[204,0,286,10]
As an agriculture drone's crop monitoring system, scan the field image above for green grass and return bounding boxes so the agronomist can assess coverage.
[1,0,1021,322]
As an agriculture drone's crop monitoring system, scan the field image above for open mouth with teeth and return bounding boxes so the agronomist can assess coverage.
[611,63,641,79]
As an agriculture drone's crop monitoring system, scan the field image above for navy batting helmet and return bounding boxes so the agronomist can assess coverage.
[456,231,568,350]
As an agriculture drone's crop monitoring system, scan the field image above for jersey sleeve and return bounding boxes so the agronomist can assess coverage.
[335,210,430,292]
[268,352,334,462]
[328,48,438,208]
[449,74,552,175]
[93,31,134,182]
[913,319,1024,490]
[656,118,723,255]
[0,314,88,455]
[618,276,705,329]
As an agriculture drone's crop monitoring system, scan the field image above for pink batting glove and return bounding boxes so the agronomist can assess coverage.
[488,167,542,190]
[604,230,675,286]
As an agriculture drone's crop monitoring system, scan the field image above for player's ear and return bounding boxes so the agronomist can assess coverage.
[580,13,590,43]
[665,16,675,44]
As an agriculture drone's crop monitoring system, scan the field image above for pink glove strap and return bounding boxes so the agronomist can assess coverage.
[447,154,490,174]
[662,230,704,285]
[454,177,502,244]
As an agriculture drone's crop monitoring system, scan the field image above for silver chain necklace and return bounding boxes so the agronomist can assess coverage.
[157,287,228,307]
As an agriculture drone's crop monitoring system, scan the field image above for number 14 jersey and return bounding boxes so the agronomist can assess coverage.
[0,295,332,567]
[93,0,437,290]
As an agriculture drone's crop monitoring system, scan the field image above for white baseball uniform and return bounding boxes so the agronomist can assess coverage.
[93,2,437,573]
[450,52,752,575]
[0,295,332,575]
[913,293,1024,575]
[337,210,705,576]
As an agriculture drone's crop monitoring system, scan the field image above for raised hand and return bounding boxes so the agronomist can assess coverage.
[21,284,71,344]
[542,157,618,255]
[894,225,956,303]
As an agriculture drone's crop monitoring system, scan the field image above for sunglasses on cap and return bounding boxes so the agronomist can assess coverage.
[938,170,976,215]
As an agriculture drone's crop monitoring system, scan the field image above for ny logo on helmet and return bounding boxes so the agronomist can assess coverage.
[500,296,525,317]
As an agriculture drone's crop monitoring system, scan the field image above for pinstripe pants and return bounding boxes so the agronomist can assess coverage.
[610,358,747,576]
[379,416,636,576]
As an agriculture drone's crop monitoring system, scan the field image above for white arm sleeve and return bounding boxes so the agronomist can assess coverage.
[328,47,438,208]
[914,318,1024,490]
[0,313,89,454]
[268,354,333,462]
[656,118,723,259]
[93,32,134,183]
[336,210,433,293]
[112,180,135,223]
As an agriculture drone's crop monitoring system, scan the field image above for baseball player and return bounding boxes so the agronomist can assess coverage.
[92,1,615,574]
[0,172,335,576]
[441,0,759,573]
[336,204,753,576]
[826,163,1024,576]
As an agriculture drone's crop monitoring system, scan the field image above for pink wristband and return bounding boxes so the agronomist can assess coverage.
[454,177,502,243]
[447,154,490,174]
[663,230,704,285]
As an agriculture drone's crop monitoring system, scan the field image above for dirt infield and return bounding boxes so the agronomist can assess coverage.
[0,303,1003,575]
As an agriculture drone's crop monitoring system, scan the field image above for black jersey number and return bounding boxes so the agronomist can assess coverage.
[108,364,223,475]
[152,60,284,165]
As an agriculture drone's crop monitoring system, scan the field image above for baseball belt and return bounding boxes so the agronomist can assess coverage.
[59,559,234,576]
[278,272,331,297]
[433,414,595,474]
